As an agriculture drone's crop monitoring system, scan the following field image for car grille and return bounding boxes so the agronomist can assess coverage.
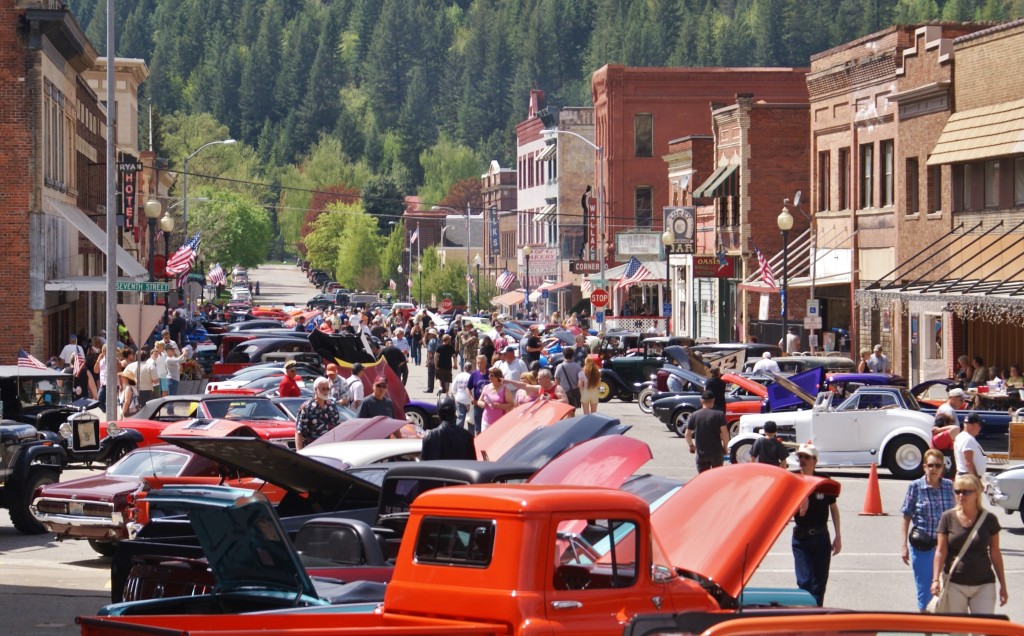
[34,498,114,518]
[775,424,797,443]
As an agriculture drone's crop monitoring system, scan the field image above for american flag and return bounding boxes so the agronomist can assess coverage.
[208,263,227,286]
[389,279,397,290]
[466,274,476,292]
[409,227,419,246]
[73,351,86,377]
[581,279,593,295]
[495,269,516,291]
[166,232,202,276]
[18,348,47,370]
[614,257,651,291]
[755,246,776,289]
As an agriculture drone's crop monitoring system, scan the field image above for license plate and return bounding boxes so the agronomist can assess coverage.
[69,502,84,516]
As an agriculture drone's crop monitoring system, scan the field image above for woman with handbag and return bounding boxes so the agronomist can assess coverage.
[930,474,1008,614]
[900,448,954,611]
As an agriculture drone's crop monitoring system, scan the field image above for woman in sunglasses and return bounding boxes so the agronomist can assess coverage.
[899,448,954,611]
[931,474,1008,614]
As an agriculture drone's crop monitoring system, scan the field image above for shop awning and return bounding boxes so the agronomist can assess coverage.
[490,290,526,307]
[45,198,148,280]
[536,143,557,162]
[529,280,573,302]
[739,225,855,293]
[535,204,556,222]
[693,164,738,199]
[927,98,1024,165]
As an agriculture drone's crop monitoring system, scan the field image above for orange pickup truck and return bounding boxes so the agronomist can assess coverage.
[79,464,836,636]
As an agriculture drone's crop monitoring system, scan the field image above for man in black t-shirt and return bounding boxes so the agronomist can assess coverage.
[357,377,395,418]
[683,391,729,472]
[525,324,543,364]
[792,441,841,606]
[704,367,727,412]
[434,334,456,393]
[750,420,789,467]
[381,339,408,386]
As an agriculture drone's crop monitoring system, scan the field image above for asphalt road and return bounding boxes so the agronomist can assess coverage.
[2,261,1023,634]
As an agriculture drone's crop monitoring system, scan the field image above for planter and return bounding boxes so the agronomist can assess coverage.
[178,379,207,395]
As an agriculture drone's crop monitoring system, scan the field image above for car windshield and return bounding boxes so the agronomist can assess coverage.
[18,376,74,408]
[205,398,290,421]
[110,449,190,477]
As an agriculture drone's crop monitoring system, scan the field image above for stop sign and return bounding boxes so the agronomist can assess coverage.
[590,288,610,308]
[440,298,454,313]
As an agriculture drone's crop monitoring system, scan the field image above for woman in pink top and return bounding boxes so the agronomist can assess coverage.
[513,371,538,405]
[477,367,514,431]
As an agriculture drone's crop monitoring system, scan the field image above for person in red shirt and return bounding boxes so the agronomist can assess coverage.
[278,360,302,397]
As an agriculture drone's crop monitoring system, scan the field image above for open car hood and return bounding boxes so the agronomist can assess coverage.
[141,486,320,600]
[307,329,408,415]
[158,435,380,510]
[497,413,631,468]
[527,436,651,487]
[652,463,840,600]
[475,400,576,461]
[305,416,409,446]
[766,367,825,410]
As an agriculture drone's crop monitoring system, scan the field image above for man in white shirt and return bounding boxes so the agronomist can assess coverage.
[451,362,474,430]
[59,334,84,367]
[953,412,987,478]
[937,387,967,423]
[494,346,528,382]
[752,351,781,374]
[866,344,890,373]
[135,350,157,406]
[346,363,366,411]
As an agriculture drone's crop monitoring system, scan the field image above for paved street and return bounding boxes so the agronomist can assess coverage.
[2,261,1023,634]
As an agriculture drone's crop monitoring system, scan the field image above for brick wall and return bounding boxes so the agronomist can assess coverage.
[954,20,1024,110]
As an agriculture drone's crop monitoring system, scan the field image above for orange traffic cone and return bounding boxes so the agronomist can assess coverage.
[859,462,887,516]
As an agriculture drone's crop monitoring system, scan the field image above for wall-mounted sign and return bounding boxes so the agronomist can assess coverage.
[664,206,696,255]
[693,255,735,278]
[615,231,663,258]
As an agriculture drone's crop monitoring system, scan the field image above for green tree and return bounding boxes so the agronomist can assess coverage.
[188,188,272,268]
[303,201,361,277]
[379,222,406,289]
[361,175,406,234]
[238,0,284,143]
[336,212,385,290]
[418,136,484,206]
[361,0,420,131]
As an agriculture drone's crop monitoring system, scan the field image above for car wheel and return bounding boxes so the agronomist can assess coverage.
[105,442,135,467]
[597,380,614,403]
[404,406,428,434]
[885,435,928,479]
[88,539,118,557]
[8,467,58,535]
[728,420,741,439]
[730,440,754,464]
[673,409,695,438]
[637,388,655,414]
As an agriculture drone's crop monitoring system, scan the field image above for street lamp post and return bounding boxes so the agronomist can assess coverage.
[661,230,673,336]
[474,254,481,314]
[161,212,175,324]
[523,245,532,318]
[397,264,403,302]
[777,203,795,352]
[144,198,162,304]
[417,262,423,307]
[183,138,235,314]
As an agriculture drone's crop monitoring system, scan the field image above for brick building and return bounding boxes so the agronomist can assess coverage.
[480,159,517,279]
[2,2,147,362]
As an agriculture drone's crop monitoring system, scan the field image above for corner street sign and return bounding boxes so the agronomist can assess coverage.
[116,281,169,293]
[590,288,610,308]
[570,260,601,274]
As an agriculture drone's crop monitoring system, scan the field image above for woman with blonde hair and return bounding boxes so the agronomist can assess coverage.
[512,371,538,405]
[931,473,1008,614]
[578,356,601,414]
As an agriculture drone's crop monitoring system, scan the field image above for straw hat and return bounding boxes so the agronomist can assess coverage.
[118,369,137,383]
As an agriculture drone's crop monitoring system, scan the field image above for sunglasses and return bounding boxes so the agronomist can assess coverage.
[374,383,388,389]
[925,463,944,468]
[954,489,976,495]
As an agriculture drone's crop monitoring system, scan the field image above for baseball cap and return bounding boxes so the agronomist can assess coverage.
[503,345,517,354]
[873,344,883,352]
[948,388,966,399]
[796,441,818,459]
[964,412,984,425]
[700,389,716,401]
[284,360,298,369]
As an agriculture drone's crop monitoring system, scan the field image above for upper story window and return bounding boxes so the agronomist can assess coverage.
[44,79,69,191]
[818,151,830,212]
[905,157,919,215]
[634,114,653,158]
[838,148,850,210]
[859,143,874,209]
[928,165,942,214]
[635,187,653,228]
[984,160,999,208]
[880,140,894,207]
[1015,158,1024,206]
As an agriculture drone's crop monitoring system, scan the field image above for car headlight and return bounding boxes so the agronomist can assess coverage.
[59,422,72,439]
[106,421,121,437]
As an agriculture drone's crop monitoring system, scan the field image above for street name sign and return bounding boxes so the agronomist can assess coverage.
[116,281,169,293]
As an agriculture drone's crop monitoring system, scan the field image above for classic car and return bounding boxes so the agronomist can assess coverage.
[729,382,935,478]
[220,337,315,365]
[31,445,221,555]
[204,362,321,392]
[0,365,140,466]
[305,416,417,444]
[1,420,64,534]
[652,372,770,437]
[740,354,857,374]
[475,399,577,460]
[913,377,1013,448]
[690,342,782,372]
[987,461,1024,523]
[298,438,423,468]
[599,336,697,402]
[636,346,709,413]
[271,396,359,423]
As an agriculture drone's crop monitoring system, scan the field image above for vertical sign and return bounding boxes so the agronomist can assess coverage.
[118,151,138,230]
[588,192,598,261]
[488,205,500,263]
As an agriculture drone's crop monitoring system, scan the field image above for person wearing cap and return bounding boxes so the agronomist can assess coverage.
[750,420,788,468]
[325,364,351,406]
[358,376,395,418]
[295,376,342,450]
[683,390,730,473]
[953,412,987,478]
[867,344,890,373]
[495,345,528,382]
[752,350,781,374]
[59,333,85,368]
[425,329,439,393]
[792,441,842,606]
[938,388,967,423]
[278,360,302,398]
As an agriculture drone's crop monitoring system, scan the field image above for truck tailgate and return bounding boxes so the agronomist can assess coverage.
[79,613,510,636]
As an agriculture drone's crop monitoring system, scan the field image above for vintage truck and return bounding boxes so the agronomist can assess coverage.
[80,463,837,636]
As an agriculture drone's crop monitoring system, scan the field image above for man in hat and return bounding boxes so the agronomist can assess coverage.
[937,387,967,423]
[867,344,890,373]
[495,345,528,382]
[683,390,729,472]
[59,334,84,368]
[953,412,987,478]
[325,364,351,407]
[278,360,302,398]
[779,326,801,355]
[358,376,395,418]
[792,441,842,606]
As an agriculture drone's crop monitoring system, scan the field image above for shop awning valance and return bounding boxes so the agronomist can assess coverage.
[927,98,1024,165]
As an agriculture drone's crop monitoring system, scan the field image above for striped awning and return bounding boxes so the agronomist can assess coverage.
[490,290,526,307]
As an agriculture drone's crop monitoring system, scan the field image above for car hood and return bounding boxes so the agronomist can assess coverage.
[527,436,652,487]
[36,474,140,502]
[652,463,840,600]
[475,400,576,461]
[158,435,380,510]
[497,413,631,468]
[140,486,320,599]
[766,367,825,410]
[304,416,409,446]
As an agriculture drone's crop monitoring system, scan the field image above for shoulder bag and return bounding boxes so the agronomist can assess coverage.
[557,364,582,408]
[926,510,988,613]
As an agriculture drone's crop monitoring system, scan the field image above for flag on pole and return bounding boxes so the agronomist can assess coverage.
[409,227,419,246]
[73,351,85,377]
[495,269,516,291]
[208,263,226,287]
[18,348,47,370]
[755,246,777,289]
[581,279,593,295]
[389,279,397,290]
[166,233,202,275]
[466,274,476,292]
[614,257,652,291]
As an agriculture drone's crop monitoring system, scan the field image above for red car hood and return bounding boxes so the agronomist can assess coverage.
[37,474,139,502]
[475,400,576,461]
[305,416,408,445]
[527,436,651,487]
[158,418,295,441]
[652,463,840,600]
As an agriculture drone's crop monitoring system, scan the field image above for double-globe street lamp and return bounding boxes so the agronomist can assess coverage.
[182,138,236,313]
[777,202,795,347]
[661,229,673,336]
[474,253,482,315]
